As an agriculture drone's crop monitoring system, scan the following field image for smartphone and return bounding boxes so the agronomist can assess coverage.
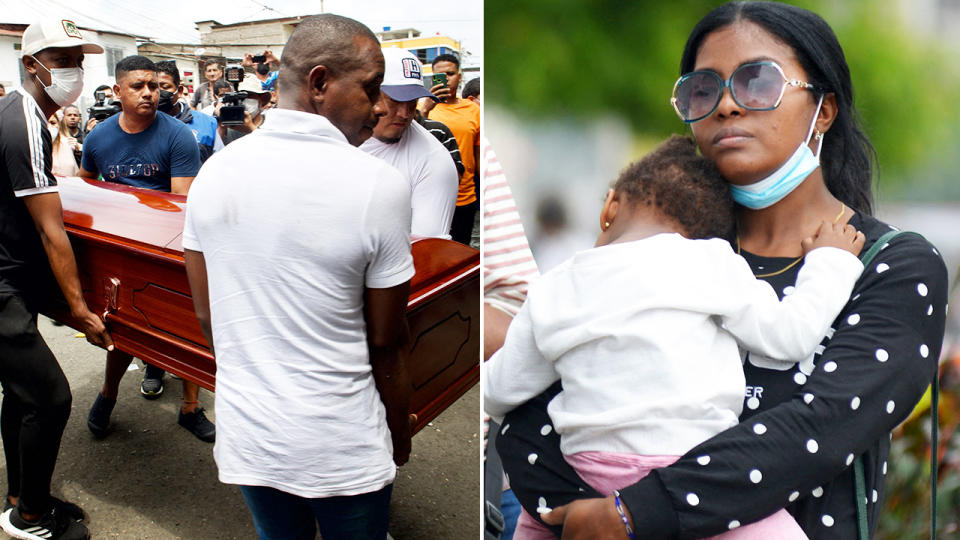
[251,54,267,64]
[432,73,447,88]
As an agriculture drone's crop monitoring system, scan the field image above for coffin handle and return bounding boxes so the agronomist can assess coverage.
[103,277,120,321]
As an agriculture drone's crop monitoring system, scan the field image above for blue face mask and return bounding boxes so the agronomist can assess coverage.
[729,95,824,209]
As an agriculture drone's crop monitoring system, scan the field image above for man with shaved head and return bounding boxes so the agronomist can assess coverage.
[183,14,413,539]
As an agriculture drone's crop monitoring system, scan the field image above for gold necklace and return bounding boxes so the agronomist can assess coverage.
[737,203,846,278]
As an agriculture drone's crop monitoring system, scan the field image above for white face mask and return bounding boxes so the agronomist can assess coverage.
[33,59,85,107]
[243,97,261,118]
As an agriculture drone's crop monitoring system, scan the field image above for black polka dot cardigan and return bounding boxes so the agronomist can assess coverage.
[496,212,948,539]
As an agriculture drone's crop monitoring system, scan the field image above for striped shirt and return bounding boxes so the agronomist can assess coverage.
[416,115,465,177]
[0,89,59,305]
[482,136,538,316]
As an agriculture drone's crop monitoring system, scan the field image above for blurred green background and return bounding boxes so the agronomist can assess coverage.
[487,0,960,198]
[485,0,960,537]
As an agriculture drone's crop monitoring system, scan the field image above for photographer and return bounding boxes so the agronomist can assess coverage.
[79,55,214,444]
[242,50,279,92]
[201,79,231,116]
[85,84,118,133]
[218,74,271,145]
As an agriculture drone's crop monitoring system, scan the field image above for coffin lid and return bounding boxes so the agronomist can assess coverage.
[58,176,187,256]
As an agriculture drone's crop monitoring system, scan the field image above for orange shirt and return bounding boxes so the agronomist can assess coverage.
[429,99,480,206]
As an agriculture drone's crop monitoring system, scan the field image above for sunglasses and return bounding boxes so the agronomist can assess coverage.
[671,61,817,123]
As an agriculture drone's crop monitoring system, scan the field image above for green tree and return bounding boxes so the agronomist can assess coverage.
[486,0,960,191]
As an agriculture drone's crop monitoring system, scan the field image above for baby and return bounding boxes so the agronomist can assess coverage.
[484,135,865,539]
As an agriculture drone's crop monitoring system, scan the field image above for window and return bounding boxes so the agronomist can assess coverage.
[106,47,125,76]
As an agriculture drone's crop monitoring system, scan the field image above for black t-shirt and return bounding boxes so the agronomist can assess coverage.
[0,90,58,308]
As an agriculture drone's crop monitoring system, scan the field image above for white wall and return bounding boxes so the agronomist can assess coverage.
[0,36,23,91]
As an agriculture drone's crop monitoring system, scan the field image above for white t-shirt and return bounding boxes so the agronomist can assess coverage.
[360,121,458,239]
[183,109,415,498]
[484,233,863,456]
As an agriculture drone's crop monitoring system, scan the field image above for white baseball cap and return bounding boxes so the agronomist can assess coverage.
[238,74,271,96]
[380,48,437,103]
[21,19,104,57]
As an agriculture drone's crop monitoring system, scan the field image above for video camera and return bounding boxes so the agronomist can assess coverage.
[218,64,248,126]
[87,90,121,122]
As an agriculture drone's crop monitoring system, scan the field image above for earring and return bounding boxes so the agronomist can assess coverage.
[814,130,823,141]
[603,221,611,230]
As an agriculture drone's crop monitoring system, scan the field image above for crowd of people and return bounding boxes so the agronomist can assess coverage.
[0,13,478,540]
[32,40,477,246]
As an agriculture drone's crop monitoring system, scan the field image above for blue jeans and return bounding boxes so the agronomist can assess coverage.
[239,483,393,540]
[500,488,521,540]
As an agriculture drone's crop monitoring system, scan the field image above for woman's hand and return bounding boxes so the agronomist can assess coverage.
[541,496,633,539]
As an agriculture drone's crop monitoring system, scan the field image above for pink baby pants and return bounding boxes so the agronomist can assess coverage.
[514,451,807,540]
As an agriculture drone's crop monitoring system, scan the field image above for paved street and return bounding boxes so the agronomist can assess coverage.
[0,316,480,539]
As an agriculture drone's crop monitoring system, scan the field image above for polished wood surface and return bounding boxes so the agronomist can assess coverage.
[48,177,479,433]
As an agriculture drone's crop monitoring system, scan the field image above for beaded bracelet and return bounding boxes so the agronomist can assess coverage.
[612,490,636,540]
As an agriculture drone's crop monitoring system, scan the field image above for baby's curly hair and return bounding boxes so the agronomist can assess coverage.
[613,135,734,240]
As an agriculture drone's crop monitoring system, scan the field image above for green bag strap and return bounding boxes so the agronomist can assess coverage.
[857,229,903,269]
[872,375,943,540]
[931,369,939,540]
[851,229,938,540]
[854,457,869,540]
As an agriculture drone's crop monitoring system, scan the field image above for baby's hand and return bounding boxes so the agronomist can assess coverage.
[801,221,865,256]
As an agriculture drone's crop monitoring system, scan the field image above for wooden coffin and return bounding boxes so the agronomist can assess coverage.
[45,176,480,434]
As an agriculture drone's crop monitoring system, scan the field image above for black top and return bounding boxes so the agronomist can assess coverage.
[496,212,948,540]
[416,114,465,176]
[0,90,58,308]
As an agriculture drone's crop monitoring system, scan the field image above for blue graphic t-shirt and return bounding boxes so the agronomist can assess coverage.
[81,112,201,192]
